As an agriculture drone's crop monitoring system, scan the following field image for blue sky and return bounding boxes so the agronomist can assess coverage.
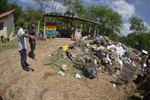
[9,0,150,36]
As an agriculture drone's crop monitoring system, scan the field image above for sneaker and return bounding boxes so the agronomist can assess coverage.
[23,67,30,72]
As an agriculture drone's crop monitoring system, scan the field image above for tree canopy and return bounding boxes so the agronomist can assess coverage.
[129,16,148,35]
[87,5,123,35]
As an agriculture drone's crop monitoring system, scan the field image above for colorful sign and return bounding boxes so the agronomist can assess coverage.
[46,26,56,30]
[45,22,57,38]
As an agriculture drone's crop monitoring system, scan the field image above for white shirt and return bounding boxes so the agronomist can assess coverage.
[17,28,27,51]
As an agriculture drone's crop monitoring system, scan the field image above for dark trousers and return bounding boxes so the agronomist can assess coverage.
[28,38,36,58]
[19,49,28,69]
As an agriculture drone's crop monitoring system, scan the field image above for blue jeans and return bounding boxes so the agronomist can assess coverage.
[19,49,28,69]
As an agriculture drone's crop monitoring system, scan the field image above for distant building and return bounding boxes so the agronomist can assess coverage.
[0,9,15,40]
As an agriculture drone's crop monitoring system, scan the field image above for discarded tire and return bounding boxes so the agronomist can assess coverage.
[82,65,97,79]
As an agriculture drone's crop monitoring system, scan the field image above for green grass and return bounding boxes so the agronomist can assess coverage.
[43,72,57,79]
[46,49,81,77]
[8,89,15,99]
[48,57,81,75]
[0,43,17,53]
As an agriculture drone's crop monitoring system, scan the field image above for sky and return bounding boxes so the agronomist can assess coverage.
[8,0,150,36]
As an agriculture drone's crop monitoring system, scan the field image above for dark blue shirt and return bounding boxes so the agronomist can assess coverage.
[28,27,36,36]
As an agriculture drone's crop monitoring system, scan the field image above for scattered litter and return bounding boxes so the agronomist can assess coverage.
[75,73,81,79]
[112,74,118,79]
[39,88,49,100]
[58,71,65,76]
[83,65,97,79]
[112,83,116,87]
[63,45,69,51]
[61,64,68,72]
[62,53,67,58]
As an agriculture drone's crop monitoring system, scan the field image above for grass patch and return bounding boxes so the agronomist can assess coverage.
[8,89,15,99]
[46,49,81,76]
[43,72,57,79]
[49,57,81,76]
[0,43,17,53]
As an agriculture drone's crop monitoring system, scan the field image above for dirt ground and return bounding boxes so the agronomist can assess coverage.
[0,38,126,100]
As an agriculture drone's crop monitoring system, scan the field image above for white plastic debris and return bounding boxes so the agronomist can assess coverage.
[112,83,116,87]
[75,73,81,79]
[142,50,148,55]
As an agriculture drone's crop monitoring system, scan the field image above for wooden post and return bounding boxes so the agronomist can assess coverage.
[93,25,97,40]
[97,28,99,36]
[44,17,46,38]
[89,26,91,33]
[38,21,40,33]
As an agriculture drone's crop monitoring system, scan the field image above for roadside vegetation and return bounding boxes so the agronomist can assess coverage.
[0,43,17,53]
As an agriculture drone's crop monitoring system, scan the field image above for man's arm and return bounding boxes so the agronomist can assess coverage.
[23,33,35,39]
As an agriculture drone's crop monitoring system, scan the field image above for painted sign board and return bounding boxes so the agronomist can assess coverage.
[45,22,57,38]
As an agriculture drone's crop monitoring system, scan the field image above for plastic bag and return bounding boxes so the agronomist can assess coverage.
[82,65,97,79]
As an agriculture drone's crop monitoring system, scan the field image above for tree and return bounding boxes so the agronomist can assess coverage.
[129,16,148,35]
[62,0,86,29]
[0,1,24,25]
[88,5,123,36]
[0,0,8,14]
[63,0,84,16]
[7,2,23,25]
[23,7,43,27]
[33,0,49,13]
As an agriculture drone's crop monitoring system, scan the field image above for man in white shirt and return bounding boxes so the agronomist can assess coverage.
[18,22,35,71]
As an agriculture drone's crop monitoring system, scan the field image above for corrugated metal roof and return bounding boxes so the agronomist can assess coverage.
[0,9,15,19]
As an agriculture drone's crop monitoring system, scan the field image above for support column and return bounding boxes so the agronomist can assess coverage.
[44,17,46,37]
[89,26,91,33]
[97,28,99,36]
[93,25,97,40]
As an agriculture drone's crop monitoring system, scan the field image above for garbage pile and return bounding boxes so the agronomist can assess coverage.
[88,35,150,89]
[45,41,97,79]
[88,35,132,75]
[45,35,149,85]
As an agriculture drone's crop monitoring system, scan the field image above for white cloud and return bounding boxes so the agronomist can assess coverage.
[120,22,132,36]
[112,0,135,20]
[44,0,67,13]
[121,21,150,36]
[144,22,150,32]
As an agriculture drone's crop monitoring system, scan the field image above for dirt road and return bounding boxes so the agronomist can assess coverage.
[0,38,126,100]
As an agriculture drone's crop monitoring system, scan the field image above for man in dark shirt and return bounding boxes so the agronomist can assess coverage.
[28,22,37,60]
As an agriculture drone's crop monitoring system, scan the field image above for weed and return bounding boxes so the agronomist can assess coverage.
[43,72,57,79]
[8,89,15,99]
[0,43,17,53]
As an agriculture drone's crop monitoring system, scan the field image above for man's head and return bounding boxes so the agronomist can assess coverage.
[31,22,35,28]
[20,22,26,29]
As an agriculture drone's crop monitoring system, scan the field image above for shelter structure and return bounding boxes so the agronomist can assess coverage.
[43,13,100,39]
